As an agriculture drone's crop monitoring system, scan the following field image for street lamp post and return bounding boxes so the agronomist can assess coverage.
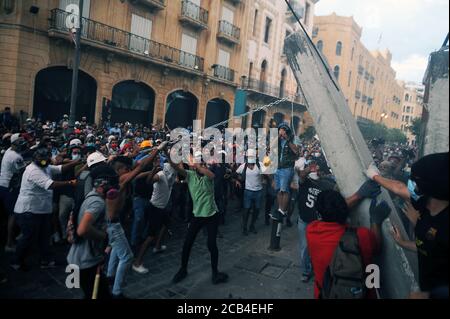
[68,0,84,127]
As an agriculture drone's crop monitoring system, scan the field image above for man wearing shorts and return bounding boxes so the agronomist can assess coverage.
[270,123,299,222]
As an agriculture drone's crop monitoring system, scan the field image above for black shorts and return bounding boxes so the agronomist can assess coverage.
[147,203,170,237]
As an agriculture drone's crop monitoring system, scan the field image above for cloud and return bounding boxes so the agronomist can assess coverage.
[392,54,429,83]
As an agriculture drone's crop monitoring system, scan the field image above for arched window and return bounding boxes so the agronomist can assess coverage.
[317,40,323,52]
[334,65,340,80]
[336,41,343,56]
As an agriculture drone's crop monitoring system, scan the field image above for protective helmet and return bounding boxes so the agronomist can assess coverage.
[140,140,153,149]
[87,151,107,168]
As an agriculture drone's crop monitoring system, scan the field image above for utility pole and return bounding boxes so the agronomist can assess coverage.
[69,0,84,127]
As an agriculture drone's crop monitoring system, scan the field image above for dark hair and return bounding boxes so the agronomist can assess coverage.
[111,156,133,170]
[90,164,118,183]
[316,190,349,224]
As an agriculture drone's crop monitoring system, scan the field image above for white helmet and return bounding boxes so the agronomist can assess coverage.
[87,151,107,168]
[70,139,82,147]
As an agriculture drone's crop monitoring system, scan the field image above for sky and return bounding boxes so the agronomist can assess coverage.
[314,0,449,84]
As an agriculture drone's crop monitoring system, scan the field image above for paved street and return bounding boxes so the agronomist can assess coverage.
[0,200,313,299]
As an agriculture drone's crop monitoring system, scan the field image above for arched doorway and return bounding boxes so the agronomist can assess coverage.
[273,112,285,126]
[111,81,155,126]
[205,98,230,130]
[279,69,287,98]
[252,110,266,128]
[33,66,97,122]
[166,90,198,129]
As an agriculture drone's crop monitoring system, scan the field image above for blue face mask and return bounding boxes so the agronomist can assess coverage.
[408,179,422,201]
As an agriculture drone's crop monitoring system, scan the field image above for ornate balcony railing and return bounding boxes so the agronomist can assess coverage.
[243,78,306,105]
[49,9,204,72]
[180,0,208,28]
[217,20,240,44]
[213,65,235,82]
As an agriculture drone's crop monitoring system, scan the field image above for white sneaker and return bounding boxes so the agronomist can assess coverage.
[132,264,149,274]
[153,245,167,254]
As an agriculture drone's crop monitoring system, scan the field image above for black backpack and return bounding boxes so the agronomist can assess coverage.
[240,162,261,186]
[67,171,92,244]
[320,228,368,299]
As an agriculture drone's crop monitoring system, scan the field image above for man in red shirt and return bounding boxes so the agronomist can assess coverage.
[306,190,391,299]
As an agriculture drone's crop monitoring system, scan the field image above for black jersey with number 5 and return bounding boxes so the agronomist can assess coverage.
[297,177,336,223]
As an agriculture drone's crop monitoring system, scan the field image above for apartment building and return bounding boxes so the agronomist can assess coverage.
[399,82,424,145]
[238,0,319,134]
[313,13,403,130]
[0,0,249,128]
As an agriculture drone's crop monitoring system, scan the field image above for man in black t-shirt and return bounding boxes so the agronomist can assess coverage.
[367,152,449,299]
[296,161,336,283]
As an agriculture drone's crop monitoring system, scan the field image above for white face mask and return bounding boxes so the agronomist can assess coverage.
[72,154,81,161]
[308,172,319,180]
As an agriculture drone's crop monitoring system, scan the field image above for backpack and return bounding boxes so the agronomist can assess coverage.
[67,172,92,244]
[320,228,368,299]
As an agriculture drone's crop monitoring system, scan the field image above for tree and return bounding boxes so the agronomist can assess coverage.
[409,118,422,137]
[357,121,407,144]
[300,126,316,141]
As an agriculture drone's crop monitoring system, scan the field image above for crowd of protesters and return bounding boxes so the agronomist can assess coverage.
[0,107,447,299]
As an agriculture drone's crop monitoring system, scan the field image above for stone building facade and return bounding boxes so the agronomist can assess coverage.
[0,0,250,128]
[399,82,424,145]
[313,13,403,130]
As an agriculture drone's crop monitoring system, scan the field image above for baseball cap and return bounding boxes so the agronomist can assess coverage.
[87,151,107,168]
[10,133,21,144]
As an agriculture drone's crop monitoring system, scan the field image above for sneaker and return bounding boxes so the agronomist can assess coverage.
[172,268,188,284]
[40,261,56,269]
[249,226,257,234]
[301,273,312,283]
[4,245,16,253]
[132,264,149,274]
[212,272,229,285]
[10,263,30,271]
[153,245,167,254]
[269,210,284,222]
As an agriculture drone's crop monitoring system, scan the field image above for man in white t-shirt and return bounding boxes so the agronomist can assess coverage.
[235,150,266,235]
[133,155,176,274]
[11,147,79,270]
[0,133,26,252]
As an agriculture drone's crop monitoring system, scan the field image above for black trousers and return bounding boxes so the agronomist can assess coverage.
[181,213,219,274]
[80,264,111,299]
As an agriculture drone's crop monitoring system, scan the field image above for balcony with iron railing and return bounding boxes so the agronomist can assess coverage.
[131,0,166,11]
[49,9,204,73]
[213,65,235,82]
[217,20,240,45]
[179,0,208,30]
[243,78,306,106]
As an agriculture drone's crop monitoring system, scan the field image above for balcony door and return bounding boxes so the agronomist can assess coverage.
[130,14,152,54]
[180,33,198,68]
[58,0,91,36]
[221,6,235,35]
[186,0,201,21]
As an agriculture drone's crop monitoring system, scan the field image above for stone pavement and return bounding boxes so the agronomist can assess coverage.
[0,200,313,299]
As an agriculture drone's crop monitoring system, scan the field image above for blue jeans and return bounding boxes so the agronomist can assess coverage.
[107,222,134,296]
[297,217,312,276]
[274,168,295,193]
[131,197,150,248]
[243,189,263,209]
